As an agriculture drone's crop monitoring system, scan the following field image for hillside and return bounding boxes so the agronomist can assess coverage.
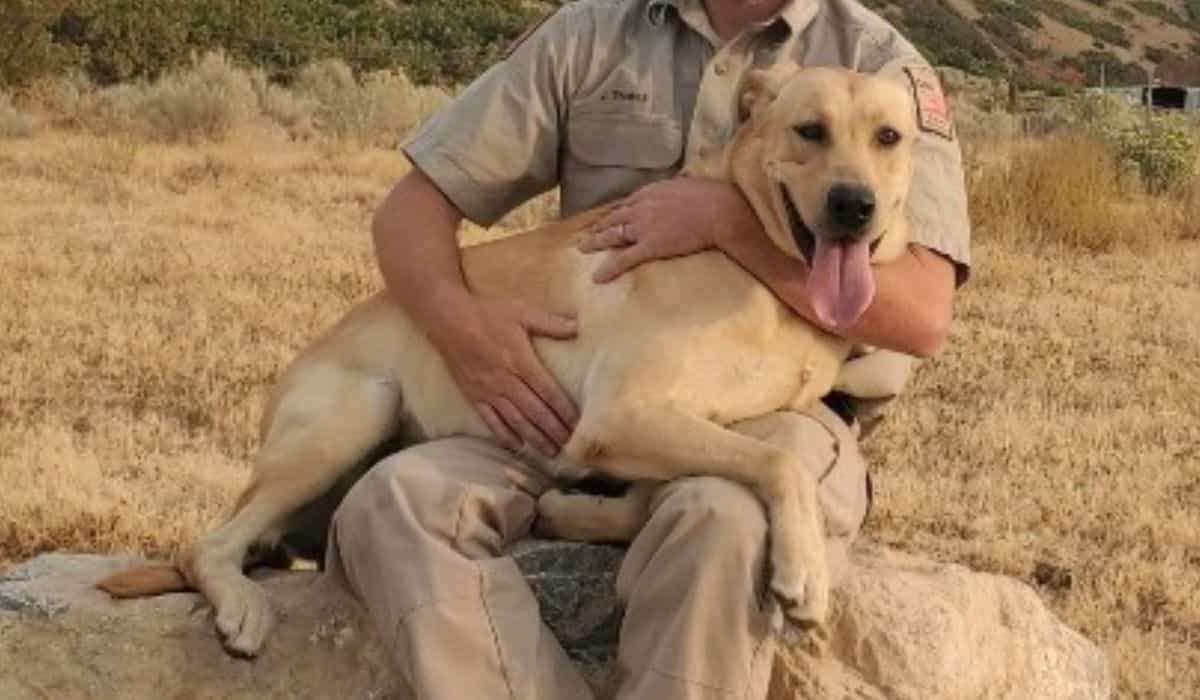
[4,0,1199,95]
[865,0,1200,89]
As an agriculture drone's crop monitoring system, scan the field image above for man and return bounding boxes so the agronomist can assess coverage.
[324,0,971,698]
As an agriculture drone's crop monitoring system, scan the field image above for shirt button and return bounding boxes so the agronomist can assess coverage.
[714,63,728,76]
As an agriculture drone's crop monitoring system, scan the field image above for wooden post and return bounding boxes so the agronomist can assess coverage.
[1007,65,1017,113]
[1145,65,1153,126]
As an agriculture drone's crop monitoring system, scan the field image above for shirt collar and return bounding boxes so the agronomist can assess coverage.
[647,0,818,43]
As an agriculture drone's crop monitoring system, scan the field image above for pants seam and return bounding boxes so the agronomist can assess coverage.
[741,632,775,700]
[627,663,745,696]
[808,412,843,484]
[477,564,518,699]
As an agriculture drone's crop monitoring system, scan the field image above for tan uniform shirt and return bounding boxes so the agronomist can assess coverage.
[403,0,972,433]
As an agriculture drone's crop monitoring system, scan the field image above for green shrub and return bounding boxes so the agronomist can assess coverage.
[47,0,544,88]
[0,91,35,138]
[1041,0,1131,48]
[883,0,1001,74]
[249,69,318,138]
[52,0,194,84]
[1069,92,1198,194]
[0,0,79,87]
[1073,91,1141,132]
[978,14,1033,55]
[976,0,1042,28]
[1059,51,1147,86]
[1188,0,1200,24]
[136,51,259,143]
[292,59,450,144]
[1132,0,1186,24]
[1108,120,1198,194]
[73,82,145,135]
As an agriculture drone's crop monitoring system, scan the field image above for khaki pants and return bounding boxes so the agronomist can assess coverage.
[323,403,869,700]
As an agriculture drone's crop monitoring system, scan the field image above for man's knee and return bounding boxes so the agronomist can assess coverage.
[732,410,841,469]
[615,476,769,616]
[331,441,538,560]
[331,450,436,545]
[649,476,768,561]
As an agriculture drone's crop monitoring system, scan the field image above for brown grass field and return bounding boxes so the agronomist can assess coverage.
[1,84,1198,696]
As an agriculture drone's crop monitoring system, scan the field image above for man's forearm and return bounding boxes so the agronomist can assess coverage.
[713,213,954,358]
[372,170,472,338]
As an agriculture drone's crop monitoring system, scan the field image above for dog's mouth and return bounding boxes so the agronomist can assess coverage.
[780,183,883,329]
[781,185,816,263]
[781,184,884,262]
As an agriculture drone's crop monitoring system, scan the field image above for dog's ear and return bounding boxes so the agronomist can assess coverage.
[737,61,800,122]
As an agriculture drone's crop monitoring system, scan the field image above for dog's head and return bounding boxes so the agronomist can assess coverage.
[727,63,918,329]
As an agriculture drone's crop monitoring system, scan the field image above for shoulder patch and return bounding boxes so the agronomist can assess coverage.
[503,8,561,60]
[903,65,954,141]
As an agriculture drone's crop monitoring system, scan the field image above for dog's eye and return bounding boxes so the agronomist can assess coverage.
[877,127,901,146]
[794,122,826,143]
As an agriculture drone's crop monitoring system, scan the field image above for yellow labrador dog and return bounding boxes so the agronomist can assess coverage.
[97,62,918,658]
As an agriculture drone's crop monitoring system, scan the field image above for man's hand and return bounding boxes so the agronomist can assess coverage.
[424,292,580,457]
[581,177,761,282]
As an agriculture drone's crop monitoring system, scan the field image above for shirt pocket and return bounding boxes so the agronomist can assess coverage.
[560,111,684,215]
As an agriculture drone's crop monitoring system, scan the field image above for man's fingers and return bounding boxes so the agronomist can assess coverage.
[476,402,521,451]
[493,395,557,457]
[508,373,573,447]
[589,200,636,231]
[578,225,633,252]
[522,308,578,340]
[513,350,578,437]
[592,244,649,283]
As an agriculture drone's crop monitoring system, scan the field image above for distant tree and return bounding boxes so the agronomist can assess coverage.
[0,0,77,87]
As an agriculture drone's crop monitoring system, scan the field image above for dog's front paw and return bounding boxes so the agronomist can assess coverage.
[768,527,830,629]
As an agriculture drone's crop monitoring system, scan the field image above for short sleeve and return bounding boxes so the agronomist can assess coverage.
[864,39,973,286]
[400,4,596,227]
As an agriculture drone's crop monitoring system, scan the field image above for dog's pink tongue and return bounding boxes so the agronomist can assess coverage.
[807,238,874,329]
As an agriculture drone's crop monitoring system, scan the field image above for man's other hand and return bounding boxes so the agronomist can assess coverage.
[581,177,762,282]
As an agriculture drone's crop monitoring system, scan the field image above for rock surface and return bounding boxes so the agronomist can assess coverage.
[0,541,1111,700]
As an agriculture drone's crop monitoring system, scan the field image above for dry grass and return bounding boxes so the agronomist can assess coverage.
[0,90,34,138]
[0,116,1196,698]
[965,126,1200,250]
[15,51,451,147]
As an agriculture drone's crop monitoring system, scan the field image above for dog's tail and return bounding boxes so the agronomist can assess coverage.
[96,564,190,598]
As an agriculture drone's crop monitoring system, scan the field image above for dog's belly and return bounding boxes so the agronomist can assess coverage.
[561,249,848,426]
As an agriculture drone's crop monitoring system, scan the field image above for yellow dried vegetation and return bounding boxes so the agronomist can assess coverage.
[1,73,1197,698]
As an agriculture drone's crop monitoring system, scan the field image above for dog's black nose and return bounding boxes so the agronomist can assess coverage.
[827,184,875,237]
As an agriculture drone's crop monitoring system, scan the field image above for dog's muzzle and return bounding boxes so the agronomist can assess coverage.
[781,185,816,263]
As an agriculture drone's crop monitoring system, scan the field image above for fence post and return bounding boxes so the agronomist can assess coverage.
[1145,68,1153,126]
[1007,65,1017,113]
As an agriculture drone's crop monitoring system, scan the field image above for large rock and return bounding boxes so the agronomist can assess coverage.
[0,542,1110,700]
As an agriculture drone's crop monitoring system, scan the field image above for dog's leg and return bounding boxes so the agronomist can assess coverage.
[534,481,658,543]
[561,405,829,627]
[184,371,402,657]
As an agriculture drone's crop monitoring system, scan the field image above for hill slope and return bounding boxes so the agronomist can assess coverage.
[866,0,1200,88]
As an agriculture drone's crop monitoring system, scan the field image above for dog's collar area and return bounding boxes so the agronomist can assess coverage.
[781,185,816,264]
